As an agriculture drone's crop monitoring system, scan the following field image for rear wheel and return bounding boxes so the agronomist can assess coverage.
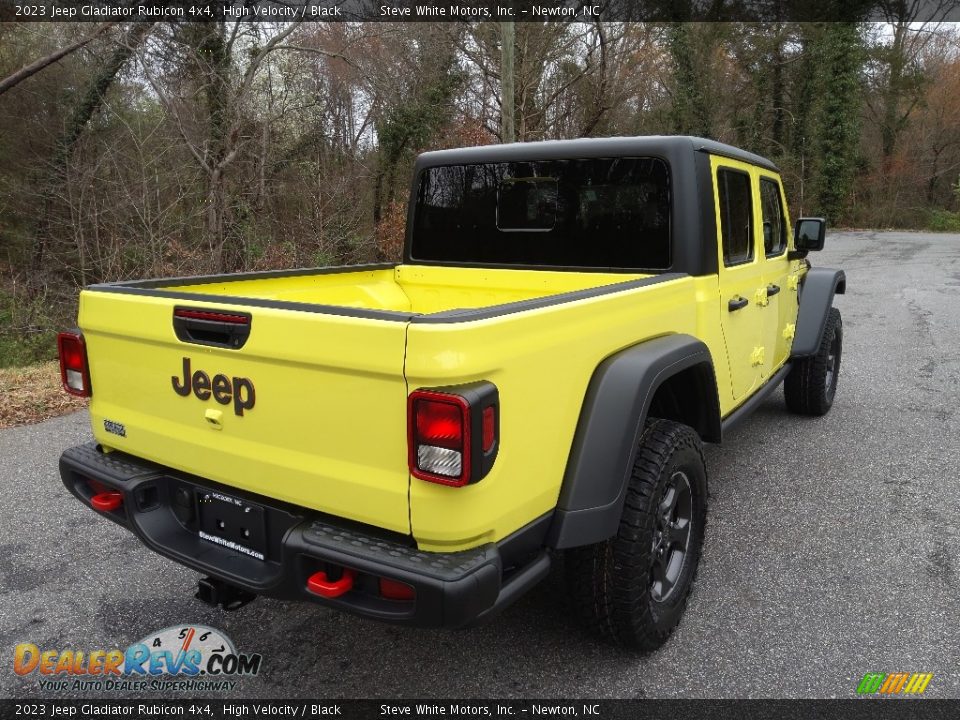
[785,307,842,416]
[565,419,707,650]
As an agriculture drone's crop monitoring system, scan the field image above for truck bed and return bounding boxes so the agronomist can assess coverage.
[121,264,651,317]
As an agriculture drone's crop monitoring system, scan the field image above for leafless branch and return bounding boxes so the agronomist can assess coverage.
[0,22,118,96]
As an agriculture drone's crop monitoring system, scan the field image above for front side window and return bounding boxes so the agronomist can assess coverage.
[717,168,754,266]
[411,157,671,270]
[760,178,787,256]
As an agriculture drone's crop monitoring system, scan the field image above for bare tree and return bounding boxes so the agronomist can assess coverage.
[137,21,303,270]
[0,23,117,96]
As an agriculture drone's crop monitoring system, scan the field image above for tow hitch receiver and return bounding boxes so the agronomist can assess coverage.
[306,568,355,598]
[195,576,256,611]
[90,491,123,512]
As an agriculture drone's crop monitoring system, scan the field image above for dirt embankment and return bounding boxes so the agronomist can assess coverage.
[0,362,87,429]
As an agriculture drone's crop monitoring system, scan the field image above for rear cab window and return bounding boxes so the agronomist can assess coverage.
[410,157,672,271]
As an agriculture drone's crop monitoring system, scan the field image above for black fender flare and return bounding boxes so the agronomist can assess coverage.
[791,268,846,358]
[547,334,719,549]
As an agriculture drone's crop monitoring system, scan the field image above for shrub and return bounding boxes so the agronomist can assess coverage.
[927,209,960,232]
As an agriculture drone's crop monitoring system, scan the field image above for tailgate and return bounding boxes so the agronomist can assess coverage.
[78,290,411,534]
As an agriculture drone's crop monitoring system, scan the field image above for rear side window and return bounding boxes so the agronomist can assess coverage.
[411,157,671,270]
[760,178,787,256]
[717,169,753,266]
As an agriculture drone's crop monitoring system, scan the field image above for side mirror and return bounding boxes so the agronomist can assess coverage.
[794,218,826,252]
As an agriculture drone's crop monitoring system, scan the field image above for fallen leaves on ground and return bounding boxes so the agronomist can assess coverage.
[0,361,87,429]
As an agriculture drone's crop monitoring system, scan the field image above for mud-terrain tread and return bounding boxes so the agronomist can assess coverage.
[785,307,842,416]
[566,419,707,650]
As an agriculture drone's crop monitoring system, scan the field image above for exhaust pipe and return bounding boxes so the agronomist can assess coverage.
[196,577,256,611]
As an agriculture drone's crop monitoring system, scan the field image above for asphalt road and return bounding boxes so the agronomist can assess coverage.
[2,231,959,700]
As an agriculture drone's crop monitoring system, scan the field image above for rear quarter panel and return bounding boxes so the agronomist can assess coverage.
[405,274,729,551]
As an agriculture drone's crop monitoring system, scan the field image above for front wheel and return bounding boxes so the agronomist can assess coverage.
[565,418,707,651]
[785,307,842,416]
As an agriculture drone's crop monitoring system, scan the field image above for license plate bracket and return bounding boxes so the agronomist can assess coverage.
[197,491,267,561]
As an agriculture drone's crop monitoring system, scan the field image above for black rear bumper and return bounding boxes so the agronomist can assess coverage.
[59,443,550,628]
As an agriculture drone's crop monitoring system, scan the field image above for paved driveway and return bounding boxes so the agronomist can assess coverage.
[2,232,958,698]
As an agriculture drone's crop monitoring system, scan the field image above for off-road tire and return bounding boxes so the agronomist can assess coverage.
[785,307,842,416]
[565,418,707,651]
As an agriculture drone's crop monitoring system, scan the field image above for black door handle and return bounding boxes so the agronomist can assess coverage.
[728,296,749,312]
[767,284,781,297]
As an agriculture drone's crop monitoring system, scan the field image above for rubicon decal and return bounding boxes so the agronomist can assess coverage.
[172,357,255,416]
[857,672,933,696]
[13,625,262,692]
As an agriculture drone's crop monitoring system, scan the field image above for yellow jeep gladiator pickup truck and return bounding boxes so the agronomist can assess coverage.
[58,136,845,649]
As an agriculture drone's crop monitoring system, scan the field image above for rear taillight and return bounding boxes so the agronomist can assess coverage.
[408,383,499,487]
[173,308,250,324]
[57,331,91,397]
[410,391,470,484]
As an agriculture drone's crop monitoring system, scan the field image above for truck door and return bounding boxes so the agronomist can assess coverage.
[714,161,765,404]
[757,174,796,373]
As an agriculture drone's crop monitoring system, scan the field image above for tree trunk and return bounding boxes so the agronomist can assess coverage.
[668,23,712,138]
[500,21,515,143]
[207,169,225,269]
[0,23,117,97]
[881,23,907,165]
[56,22,156,166]
[373,167,385,225]
[195,21,234,271]
[580,23,609,137]
[33,22,155,274]
[816,22,863,224]
[792,25,821,197]
[770,25,786,151]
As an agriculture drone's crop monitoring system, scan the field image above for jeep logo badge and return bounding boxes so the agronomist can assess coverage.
[172,357,255,416]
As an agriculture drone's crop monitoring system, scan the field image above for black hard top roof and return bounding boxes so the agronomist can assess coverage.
[415,135,779,173]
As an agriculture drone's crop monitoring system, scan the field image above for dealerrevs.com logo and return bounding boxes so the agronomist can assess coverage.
[13,625,261,692]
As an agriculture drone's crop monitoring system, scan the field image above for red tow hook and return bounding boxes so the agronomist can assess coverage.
[306,568,355,598]
[90,491,123,512]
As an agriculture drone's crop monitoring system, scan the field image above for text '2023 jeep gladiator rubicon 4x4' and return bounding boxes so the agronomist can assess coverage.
[58,136,844,649]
